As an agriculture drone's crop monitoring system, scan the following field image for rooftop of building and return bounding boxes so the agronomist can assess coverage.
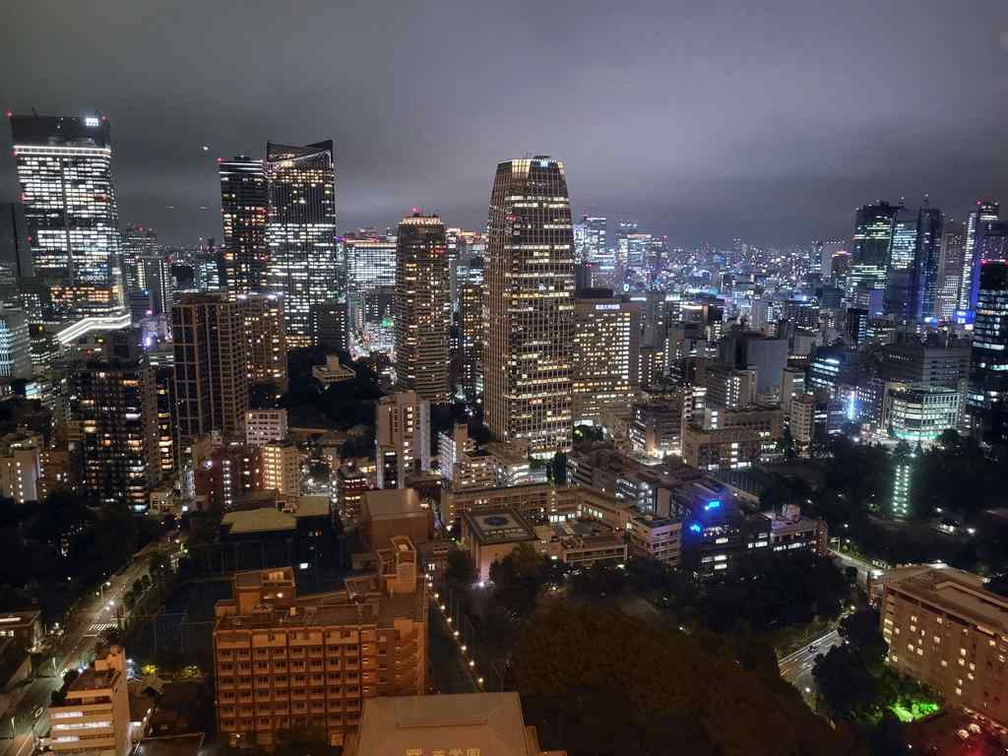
[538,520,624,549]
[134,734,204,756]
[363,488,425,519]
[462,509,538,546]
[884,565,1008,636]
[0,610,40,627]
[349,692,534,756]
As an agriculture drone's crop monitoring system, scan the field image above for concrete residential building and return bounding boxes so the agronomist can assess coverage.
[629,393,686,459]
[239,294,288,392]
[48,646,131,756]
[790,393,815,454]
[259,441,300,505]
[484,157,576,458]
[627,514,682,566]
[394,213,450,403]
[375,390,430,489]
[213,539,428,749]
[0,437,41,503]
[71,358,159,509]
[245,409,288,448]
[572,292,640,424]
[344,692,565,756]
[172,293,248,447]
[881,565,1008,726]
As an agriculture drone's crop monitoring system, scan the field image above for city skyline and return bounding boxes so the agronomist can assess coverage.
[2,1,1007,248]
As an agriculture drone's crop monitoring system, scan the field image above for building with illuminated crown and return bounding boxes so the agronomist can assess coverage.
[484,157,575,458]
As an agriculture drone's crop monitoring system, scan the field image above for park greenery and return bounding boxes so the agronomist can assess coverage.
[814,609,941,731]
[512,603,860,756]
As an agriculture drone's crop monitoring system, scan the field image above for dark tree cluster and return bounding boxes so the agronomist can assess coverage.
[512,604,859,756]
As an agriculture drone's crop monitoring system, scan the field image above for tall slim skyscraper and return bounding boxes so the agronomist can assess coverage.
[10,113,121,318]
[455,253,484,402]
[958,200,1000,316]
[909,204,943,322]
[265,140,337,347]
[883,204,917,317]
[172,293,249,447]
[219,155,268,296]
[345,233,396,354]
[967,261,1008,446]
[375,390,431,489]
[394,213,449,403]
[936,221,966,321]
[121,225,158,291]
[485,157,575,458]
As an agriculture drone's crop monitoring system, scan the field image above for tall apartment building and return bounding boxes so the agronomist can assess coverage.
[572,292,639,424]
[259,441,300,505]
[48,646,131,756]
[239,294,288,393]
[265,141,338,347]
[0,308,32,379]
[881,565,1007,726]
[375,390,430,489]
[213,537,427,748]
[10,114,121,318]
[394,213,449,402]
[172,293,248,448]
[219,155,268,295]
[70,357,159,509]
[485,157,576,458]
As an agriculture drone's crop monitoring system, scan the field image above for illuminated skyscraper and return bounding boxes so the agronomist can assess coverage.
[967,261,1008,446]
[0,308,31,379]
[345,233,396,354]
[909,204,943,321]
[219,155,268,296]
[121,224,158,291]
[485,157,575,458]
[10,113,121,318]
[394,213,449,403]
[958,200,1000,315]
[572,292,639,424]
[936,221,965,321]
[849,201,898,294]
[455,254,484,402]
[265,140,337,346]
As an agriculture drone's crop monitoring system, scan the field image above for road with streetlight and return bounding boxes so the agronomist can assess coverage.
[778,628,843,710]
[0,532,185,756]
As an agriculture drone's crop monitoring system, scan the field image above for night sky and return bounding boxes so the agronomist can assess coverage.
[3,0,1007,247]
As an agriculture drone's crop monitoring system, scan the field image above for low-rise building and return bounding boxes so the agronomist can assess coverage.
[0,610,42,651]
[336,465,369,524]
[49,646,131,756]
[311,355,356,387]
[344,692,565,756]
[213,538,427,749]
[627,515,682,566]
[884,384,962,444]
[360,489,432,550]
[881,565,1008,726]
[534,520,627,568]
[245,409,288,448]
[762,504,826,555]
[460,509,539,582]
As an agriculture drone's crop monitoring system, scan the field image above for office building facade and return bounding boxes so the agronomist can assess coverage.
[485,157,576,458]
[10,114,121,318]
[219,155,269,296]
[265,141,338,346]
[967,261,1008,446]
